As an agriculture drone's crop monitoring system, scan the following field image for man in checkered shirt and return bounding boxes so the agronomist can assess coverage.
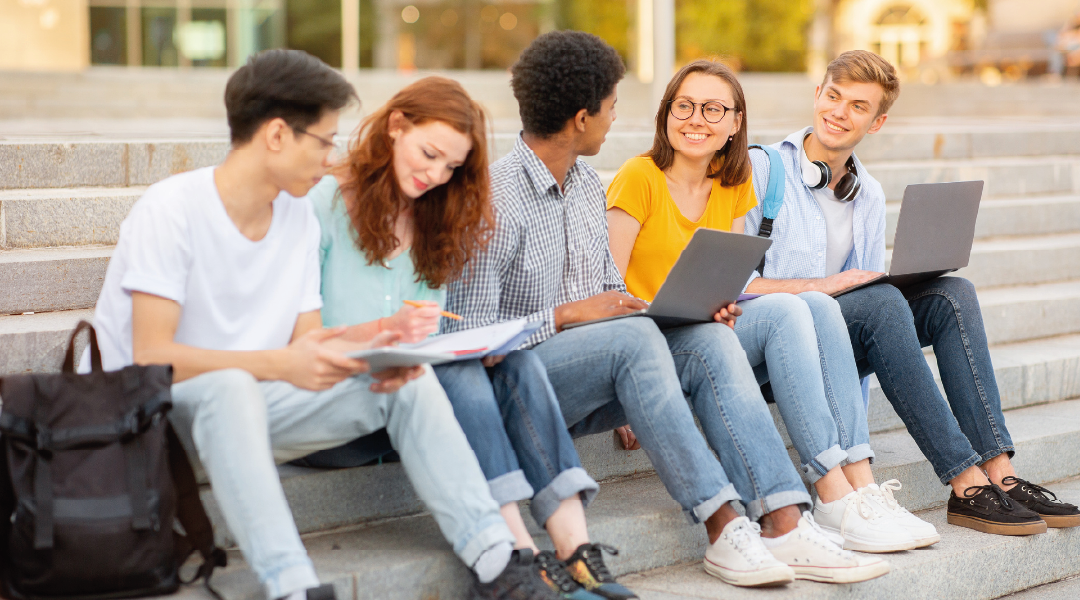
[446,31,881,590]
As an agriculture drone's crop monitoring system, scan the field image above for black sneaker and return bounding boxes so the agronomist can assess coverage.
[474,549,563,600]
[535,551,605,600]
[1002,476,1080,528]
[563,544,638,600]
[946,483,1046,536]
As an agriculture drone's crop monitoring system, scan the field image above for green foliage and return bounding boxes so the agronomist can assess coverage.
[560,0,813,72]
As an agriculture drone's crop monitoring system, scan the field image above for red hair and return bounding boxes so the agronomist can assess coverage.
[336,76,494,288]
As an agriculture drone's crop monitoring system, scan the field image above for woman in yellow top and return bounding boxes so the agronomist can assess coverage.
[607,60,937,568]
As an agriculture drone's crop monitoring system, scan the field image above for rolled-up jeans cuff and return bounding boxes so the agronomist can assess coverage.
[688,483,741,525]
[841,443,875,467]
[263,560,320,599]
[938,452,983,486]
[458,515,518,568]
[979,445,1015,463]
[530,467,599,527]
[488,469,534,506]
[801,444,848,484]
[744,490,812,523]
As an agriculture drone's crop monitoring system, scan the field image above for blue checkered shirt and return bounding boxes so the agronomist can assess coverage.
[744,127,887,282]
[444,134,626,347]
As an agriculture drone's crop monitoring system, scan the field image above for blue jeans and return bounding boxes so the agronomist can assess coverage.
[835,277,1014,484]
[169,368,514,599]
[531,316,810,522]
[434,351,599,527]
[735,292,873,482]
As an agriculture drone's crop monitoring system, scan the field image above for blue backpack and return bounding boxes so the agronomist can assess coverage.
[749,144,786,275]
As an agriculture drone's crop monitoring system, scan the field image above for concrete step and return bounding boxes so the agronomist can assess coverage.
[620,478,1080,600]
[979,280,1080,346]
[0,308,94,375]
[177,399,1080,599]
[882,233,1080,289]
[0,186,144,248]
[1002,574,1080,599]
[887,194,1080,245]
[0,246,110,315]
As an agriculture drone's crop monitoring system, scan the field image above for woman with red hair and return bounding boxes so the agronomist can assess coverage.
[312,77,629,600]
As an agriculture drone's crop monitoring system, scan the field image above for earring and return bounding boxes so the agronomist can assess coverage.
[729,136,733,141]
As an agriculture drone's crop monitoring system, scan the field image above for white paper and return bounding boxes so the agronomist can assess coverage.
[405,318,531,355]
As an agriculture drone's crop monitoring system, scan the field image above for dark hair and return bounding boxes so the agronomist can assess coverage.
[510,30,626,138]
[336,76,494,289]
[646,59,750,187]
[225,49,358,145]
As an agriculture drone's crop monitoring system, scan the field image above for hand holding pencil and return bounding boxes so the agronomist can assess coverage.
[404,299,462,321]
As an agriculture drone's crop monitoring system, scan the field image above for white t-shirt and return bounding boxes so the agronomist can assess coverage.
[811,186,855,276]
[82,166,323,372]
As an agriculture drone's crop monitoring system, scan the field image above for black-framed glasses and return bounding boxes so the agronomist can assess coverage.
[668,99,734,123]
[293,127,336,150]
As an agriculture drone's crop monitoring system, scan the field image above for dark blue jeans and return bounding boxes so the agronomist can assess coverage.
[434,350,598,527]
[836,277,1014,484]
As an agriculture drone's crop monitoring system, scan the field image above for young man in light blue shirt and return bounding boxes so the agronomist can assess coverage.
[745,49,1079,535]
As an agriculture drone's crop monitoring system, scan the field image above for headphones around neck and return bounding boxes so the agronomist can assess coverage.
[800,134,861,202]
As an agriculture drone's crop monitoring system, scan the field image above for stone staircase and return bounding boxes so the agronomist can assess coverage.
[3,118,1080,600]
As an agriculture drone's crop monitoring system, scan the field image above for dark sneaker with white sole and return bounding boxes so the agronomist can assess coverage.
[276,583,337,600]
[1002,476,1080,528]
[947,483,1046,536]
[563,544,638,600]
[474,549,563,600]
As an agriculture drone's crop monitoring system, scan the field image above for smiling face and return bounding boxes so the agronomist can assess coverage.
[266,109,340,198]
[811,77,888,153]
[388,115,473,200]
[665,72,741,164]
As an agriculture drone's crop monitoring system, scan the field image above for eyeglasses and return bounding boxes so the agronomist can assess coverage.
[293,127,336,150]
[668,99,734,124]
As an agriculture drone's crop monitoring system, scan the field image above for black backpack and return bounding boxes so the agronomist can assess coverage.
[0,322,226,600]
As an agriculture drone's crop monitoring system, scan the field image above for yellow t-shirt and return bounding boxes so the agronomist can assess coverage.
[607,156,757,302]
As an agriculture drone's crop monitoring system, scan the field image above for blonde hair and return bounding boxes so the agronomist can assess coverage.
[821,50,900,116]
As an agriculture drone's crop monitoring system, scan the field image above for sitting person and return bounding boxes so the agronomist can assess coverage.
[82,49,544,600]
[606,59,937,553]
[743,49,1080,535]
[311,75,626,600]
[445,30,888,588]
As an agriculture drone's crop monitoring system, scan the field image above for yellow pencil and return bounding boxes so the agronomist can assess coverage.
[403,299,463,320]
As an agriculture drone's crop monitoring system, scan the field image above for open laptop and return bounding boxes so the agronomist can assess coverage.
[831,180,984,298]
[564,228,772,330]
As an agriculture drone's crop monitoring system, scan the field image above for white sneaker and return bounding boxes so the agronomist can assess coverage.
[813,487,917,553]
[703,516,795,587]
[865,480,941,547]
[766,512,891,583]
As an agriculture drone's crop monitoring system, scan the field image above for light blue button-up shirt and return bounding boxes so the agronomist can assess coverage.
[744,127,887,282]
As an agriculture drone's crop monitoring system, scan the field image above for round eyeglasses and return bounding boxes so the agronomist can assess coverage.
[668,99,734,124]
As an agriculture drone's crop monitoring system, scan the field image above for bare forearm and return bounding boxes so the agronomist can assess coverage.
[134,343,286,384]
[745,277,822,295]
[341,320,383,343]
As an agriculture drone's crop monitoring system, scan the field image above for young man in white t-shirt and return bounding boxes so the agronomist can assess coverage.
[86,50,545,600]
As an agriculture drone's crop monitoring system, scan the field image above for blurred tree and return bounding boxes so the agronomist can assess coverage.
[558,0,813,72]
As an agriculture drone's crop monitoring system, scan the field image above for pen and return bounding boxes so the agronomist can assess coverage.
[403,299,463,320]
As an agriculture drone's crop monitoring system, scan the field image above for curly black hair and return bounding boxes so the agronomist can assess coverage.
[510,31,626,138]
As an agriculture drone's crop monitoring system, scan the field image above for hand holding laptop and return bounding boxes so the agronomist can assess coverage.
[816,269,886,296]
[554,291,649,332]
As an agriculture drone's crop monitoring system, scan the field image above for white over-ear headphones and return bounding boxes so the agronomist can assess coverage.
[800,133,861,202]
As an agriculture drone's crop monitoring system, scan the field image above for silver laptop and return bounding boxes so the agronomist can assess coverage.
[832,180,984,297]
[565,228,772,329]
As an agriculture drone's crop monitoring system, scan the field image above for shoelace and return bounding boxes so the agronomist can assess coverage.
[535,551,580,594]
[846,487,883,521]
[962,484,1013,510]
[874,480,912,515]
[580,543,619,583]
[801,512,855,559]
[1002,476,1067,505]
[724,520,775,566]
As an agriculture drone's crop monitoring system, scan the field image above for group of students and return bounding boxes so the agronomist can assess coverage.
[81,29,1080,600]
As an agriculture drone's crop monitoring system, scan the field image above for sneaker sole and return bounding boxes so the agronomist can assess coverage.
[791,560,891,584]
[1041,514,1080,528]
[703,558,794,587]
[842,537,917,553]
[913,533,941,548]
[946,513,1047,535]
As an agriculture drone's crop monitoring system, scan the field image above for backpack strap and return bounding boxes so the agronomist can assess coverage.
[749,144,786,275]
[167,424,227,600]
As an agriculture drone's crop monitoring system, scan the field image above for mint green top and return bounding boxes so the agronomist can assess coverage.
[309,175,445,328]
